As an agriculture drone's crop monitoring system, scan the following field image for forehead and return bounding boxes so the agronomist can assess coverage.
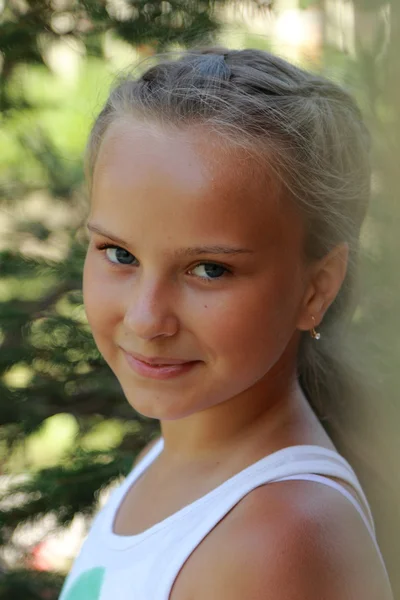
[90,118,303,251]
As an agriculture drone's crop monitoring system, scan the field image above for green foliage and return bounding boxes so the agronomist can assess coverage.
[112,1,221,49]
[0,570,64,600]
[298,0,321,10]
[0,448,134,544]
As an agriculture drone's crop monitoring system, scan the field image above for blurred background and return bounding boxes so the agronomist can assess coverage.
[0,0,399,598]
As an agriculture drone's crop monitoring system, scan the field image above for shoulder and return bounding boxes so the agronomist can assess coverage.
[189,479,392,600]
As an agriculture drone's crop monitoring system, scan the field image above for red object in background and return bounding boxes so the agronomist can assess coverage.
[27,540,54,571]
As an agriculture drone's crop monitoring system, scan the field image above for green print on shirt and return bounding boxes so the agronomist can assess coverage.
[63,567,106,600]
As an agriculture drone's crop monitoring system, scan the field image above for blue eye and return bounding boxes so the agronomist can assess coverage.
[96,243,230,282]
[102,245,136,265]
[191,263,228,281]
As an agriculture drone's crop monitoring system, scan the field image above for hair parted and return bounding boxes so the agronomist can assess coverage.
[85,46,372,438]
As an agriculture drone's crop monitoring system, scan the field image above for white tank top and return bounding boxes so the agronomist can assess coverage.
[58,439,390,600]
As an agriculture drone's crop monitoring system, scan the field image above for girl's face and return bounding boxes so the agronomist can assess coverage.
[83,118,311,420]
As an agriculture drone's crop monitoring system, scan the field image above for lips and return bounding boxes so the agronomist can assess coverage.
[121,349,200,380]
[122,350,194,366]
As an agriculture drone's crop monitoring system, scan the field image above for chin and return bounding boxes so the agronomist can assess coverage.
[120,385,199,421]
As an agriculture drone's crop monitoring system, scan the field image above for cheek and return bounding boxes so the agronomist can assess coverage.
[202,269,303,367]
[83,253,120,343]
[207,298,279,359]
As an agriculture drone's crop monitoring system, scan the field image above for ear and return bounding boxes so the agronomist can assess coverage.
[296,242,349,331]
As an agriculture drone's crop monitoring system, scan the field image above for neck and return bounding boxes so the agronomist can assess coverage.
[159,363,327,465]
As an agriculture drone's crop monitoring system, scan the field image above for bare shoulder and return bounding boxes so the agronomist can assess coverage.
[187,479,392,600]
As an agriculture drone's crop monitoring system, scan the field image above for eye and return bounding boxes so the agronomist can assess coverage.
[190,263,229,281]
[98,244,136,265]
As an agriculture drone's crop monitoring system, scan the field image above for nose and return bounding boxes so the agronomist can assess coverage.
[122,275,179,341]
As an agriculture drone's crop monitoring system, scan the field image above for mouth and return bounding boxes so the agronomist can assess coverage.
[124,351,196,366]
[120,349,201,380]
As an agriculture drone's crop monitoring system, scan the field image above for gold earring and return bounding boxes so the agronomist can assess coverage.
[310,316,321,340]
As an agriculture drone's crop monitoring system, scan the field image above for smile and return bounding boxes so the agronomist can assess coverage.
[121,350,201,380]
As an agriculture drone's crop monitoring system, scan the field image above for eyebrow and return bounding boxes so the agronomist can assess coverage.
[86,223,254,257]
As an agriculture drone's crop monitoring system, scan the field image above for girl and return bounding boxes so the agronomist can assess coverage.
[59,48,393,599]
